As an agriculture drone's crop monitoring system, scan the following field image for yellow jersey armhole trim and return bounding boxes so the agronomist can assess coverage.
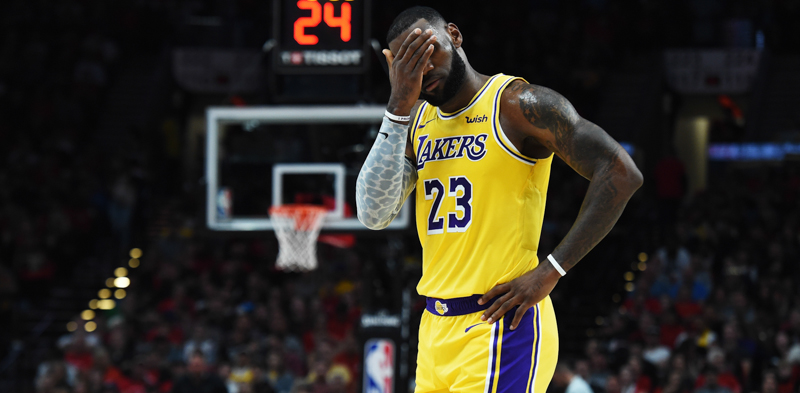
[492,76,549,165]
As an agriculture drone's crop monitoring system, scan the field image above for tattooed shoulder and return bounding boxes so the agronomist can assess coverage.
[505,81,624,179]
[513,82,578,139]
[502,81,580,159]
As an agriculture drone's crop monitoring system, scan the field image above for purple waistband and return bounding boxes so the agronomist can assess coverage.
[426,295,499,316]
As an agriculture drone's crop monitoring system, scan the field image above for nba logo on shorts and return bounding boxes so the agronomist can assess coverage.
[364,339,394,393]
[434,301,448,315]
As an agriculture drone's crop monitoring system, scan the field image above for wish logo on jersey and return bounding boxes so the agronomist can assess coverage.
[466,114,487,123]
[416,133,488,170]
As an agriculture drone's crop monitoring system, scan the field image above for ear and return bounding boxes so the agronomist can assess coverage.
[447,23,463,49]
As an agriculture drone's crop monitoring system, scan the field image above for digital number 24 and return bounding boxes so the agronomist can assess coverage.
[424,176,473,235]
[294,0,352,45]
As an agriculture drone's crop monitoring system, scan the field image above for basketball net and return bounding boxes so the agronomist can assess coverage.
[269,204,327,271]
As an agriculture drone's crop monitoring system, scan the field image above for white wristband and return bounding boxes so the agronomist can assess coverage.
[385,110,411,123]
[547,254,566,276]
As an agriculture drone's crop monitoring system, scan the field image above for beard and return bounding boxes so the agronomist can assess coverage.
[419,45,467,107]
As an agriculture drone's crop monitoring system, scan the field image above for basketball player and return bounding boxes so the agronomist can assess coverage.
[356,6,642,393]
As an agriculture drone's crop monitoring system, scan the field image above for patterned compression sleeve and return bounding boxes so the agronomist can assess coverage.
[356,117,418,230]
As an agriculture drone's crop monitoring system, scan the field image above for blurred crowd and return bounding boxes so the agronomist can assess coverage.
[35,226,365,393]
[551,165,800,393]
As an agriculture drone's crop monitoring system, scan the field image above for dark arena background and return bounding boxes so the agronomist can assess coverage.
[1,1,800,393]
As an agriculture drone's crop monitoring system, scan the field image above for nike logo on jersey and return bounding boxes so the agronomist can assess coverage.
[466,114,488,124]
[379,132,388,139]
[415,133,488,170]
[465,322,486,333]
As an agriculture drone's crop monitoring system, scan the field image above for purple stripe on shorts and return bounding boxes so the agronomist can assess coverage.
[531,303,541,391]
[494,305,537,393]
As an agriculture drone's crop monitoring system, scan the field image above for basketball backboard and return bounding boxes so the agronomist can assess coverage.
[205,105,411,231]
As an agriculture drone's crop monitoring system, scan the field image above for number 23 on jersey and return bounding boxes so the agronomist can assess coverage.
[423,176,473,235]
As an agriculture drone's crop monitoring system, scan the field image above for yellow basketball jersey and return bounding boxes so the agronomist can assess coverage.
[411,74,554,298]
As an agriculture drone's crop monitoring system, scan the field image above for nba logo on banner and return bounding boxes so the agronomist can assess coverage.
[216,188,232,220]
[363,339,394,393]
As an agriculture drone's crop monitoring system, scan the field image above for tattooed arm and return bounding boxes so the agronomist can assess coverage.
[510,82,643,271]
[479,81,643,329]
[355,116,418,230]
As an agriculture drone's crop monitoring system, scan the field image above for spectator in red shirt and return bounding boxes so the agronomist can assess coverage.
[674,286,703,320]
[659,310,685,348]
[694,348,741,393]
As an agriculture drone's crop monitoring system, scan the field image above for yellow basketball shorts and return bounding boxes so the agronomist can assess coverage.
[415,295,558,393]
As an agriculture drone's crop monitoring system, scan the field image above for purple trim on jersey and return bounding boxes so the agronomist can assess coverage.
[491,78,538,165]
[425,294,500,316]
[486,321,501,393]
[411,102,429,142]
[494,305,537,393]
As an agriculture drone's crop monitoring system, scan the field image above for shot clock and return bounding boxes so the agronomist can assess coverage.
[273,0,371,74]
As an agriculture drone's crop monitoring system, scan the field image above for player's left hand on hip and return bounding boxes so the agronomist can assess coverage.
[478,264,561,330]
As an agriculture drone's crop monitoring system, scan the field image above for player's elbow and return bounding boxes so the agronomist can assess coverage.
[355,200,390,230]
[631,166,644,190]
[619,162,644,194]
[355,182,387,230]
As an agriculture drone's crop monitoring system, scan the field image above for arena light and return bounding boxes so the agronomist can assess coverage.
[98,289,111,299]
[81,310,95,320]
[85,321,97,332]
[114,289,126,299]
[595,316,605,326]
[98,299,116,310]
[89,299,98,309]
[624,272,634,281]
[129,258,140,268]
[638,262,647,271]
[708,142,800,161]
[114,267,128,277]
[114,277,130,288]
[612,294,621,303]
[129,248,143,259]
[67,321,78,332]
[106,278,116,288]
[638,252,648,262]
[625,283,635,292]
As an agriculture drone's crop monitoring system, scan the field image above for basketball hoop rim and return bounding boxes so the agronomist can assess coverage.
[268,204,328,216]
[269,204,328,232]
